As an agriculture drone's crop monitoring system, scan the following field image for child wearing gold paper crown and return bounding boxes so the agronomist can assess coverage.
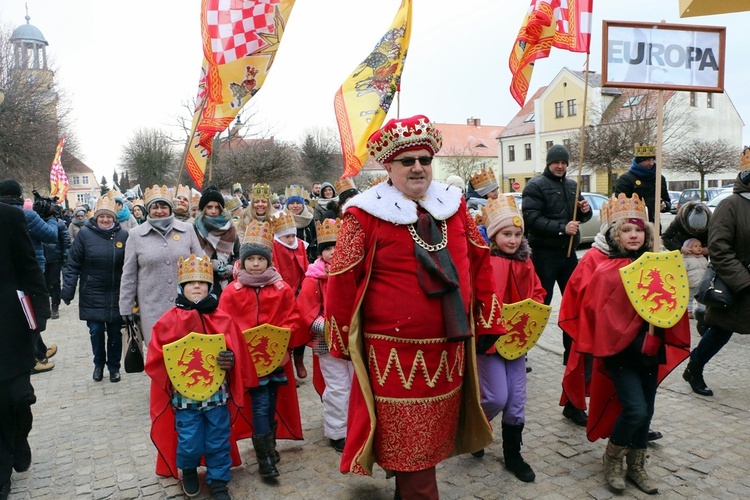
[576,194,690,494]
[218,221,304,480]
[296,218,353,454]
[145,254,256,500]
[474,195,545,482]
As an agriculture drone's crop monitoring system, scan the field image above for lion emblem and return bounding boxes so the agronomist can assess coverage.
[638,268,678,312]
[178,347,215,388]
[503,312,535,348]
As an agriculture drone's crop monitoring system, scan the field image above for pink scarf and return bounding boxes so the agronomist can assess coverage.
[305,258,329,279]
[235,267,283,288]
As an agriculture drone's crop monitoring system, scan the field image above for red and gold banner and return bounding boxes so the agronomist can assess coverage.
[334,0,412,178]
[49,136,68,201]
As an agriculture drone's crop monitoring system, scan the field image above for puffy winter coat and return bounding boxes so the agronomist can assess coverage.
[43,217,71,264]
[62,220,128,322]
[614,160,671,222]
[0,198,58,271]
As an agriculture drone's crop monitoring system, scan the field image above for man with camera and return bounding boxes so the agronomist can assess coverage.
[0,179,59,373]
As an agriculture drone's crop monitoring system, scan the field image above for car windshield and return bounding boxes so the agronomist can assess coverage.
[707,192,731,207]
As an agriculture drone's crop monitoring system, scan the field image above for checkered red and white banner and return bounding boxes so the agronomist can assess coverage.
[205,0,279,64]
[49,136,68,201]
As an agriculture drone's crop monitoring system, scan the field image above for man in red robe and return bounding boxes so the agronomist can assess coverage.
[325,115,505,499]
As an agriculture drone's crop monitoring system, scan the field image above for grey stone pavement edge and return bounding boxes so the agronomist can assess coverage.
[9,244,750,499]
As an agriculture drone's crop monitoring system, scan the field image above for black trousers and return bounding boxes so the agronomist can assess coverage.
[530,248,579,364]
[0,374,36,485]
[44,261,62,308]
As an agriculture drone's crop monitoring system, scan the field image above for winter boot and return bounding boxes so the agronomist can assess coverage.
[682,360,713,396]
[270,420,281,464]
[602,440,628,491]
[251,432,280,479]
[626,448,658,494]
[294,352,308,379]
[501,423,535,482]
[210,480,232,500]
[181,468,200,497]
[50,305,59,319]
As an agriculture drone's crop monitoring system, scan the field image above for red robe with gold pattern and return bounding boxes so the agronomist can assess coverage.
[218,278,304,441]
[145,306,257,478]
[576,256,691,441]
[273,239,308,296]
[325,181,504,475]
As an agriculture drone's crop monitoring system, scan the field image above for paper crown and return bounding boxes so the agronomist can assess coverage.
[634,142,656,158]
[284,184,310,201]
[366,115,443,164]
[316,218,342,245]
[190,192,201,208]
[108,189,124,201]
[93,195,117,217]
[177,254,214,285]
[131,198,145,208]
[470,168,498,192]
[270,211,295,235]
[232,182,243,193]
[225,196,242,213]
[473,211,485,227]
[251,183,272,200]
[242,220,274,249]
[174,184,192,201]
[483,195,523,236]
[144,185,173,207]
[335,177,357,194]
[368,174,389,187]
[604,193,648,224]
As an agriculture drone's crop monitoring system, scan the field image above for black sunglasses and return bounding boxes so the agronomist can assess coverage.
[390,156,433,167]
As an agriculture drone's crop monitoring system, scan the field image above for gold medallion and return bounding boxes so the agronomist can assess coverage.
[172,234,180,241]
[116,241,123,248]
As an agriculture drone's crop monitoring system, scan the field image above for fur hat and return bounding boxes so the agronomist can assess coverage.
[366,114,443,164]
[0,178,22,197]
[546,144,569,167]
[199,186,225,211]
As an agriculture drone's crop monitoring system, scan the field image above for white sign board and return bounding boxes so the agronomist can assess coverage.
[602,21,725,92]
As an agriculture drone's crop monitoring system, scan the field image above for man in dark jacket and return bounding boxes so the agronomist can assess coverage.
[0,202,50,500]
[614,143,671,223]
[43,210,71,320]
[522,145,591,361]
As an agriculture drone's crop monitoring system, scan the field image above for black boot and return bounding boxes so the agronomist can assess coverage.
[181,468,200,497]
[270,420,280,464]
[502,423,535,482]
[683,360,713,396]
[251,432,280,479]
[210,480,232,500]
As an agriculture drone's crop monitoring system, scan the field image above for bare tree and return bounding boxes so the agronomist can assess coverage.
[120,128,178,188]
[667,139,738,199]
[440,145,488,186]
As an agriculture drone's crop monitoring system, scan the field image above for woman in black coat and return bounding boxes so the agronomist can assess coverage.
[62,197,128,383]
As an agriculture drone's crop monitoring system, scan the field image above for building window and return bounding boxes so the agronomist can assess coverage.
[622,95,645,107]
[707,93,714,108]
[563,139,572,150]
[546,141,553,151]
[580,175,590,192]
[508,145,516,162]
[555,101,564,118]
[524,143,532,161]
[82,176,89,185]
[690,92,696,107]
[76,194,85,203]
[523,113,535,123]
[71,176,80,185]
[567,99,577,116]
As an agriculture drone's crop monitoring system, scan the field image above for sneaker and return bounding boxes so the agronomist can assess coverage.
[330,438,346,453]
[562,402,588,426]
[210,480,231,500]
[182,468,200,497]
[109,370,121,383]
[31,359,54,374]
[45,345,58,359]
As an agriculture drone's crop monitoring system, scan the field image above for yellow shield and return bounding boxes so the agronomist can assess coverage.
[619,250,689,328]
[495,299,551,360]
[163,332,227,402]
[242,324,291,377]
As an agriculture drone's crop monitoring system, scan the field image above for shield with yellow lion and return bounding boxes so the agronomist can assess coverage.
[242,324,291,377]
[495,299,552,360]
[164,332,227,401]
[619,250,689,328]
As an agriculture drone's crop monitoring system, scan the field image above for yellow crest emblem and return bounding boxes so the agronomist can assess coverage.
[494,299,551,360]
[242,324,291,377]
[619,251,689,328]
[163,333,227,401]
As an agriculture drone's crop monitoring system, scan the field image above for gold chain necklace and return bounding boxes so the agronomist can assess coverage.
[408,220,448,252]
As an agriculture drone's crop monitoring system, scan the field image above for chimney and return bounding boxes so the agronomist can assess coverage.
[466,117,481,127]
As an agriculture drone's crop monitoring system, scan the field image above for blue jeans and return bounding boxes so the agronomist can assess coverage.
[86,320,122,372]
[691,325,733,366]
[175,405,231,484]
[250,385,278,435]
[604,360,657,449]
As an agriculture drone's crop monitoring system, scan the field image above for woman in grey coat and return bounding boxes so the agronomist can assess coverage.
[118,186,203,344]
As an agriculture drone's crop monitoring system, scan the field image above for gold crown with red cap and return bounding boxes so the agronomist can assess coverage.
[605,193,648,224]
[366,115,443,164]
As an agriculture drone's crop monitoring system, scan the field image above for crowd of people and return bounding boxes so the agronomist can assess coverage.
[2,115,749,500]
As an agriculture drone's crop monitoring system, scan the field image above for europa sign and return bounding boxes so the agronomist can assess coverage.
[602,21,725,92]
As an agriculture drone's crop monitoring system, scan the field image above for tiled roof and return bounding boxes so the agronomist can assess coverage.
[499,86,547,138]
[600,88,676,124]
[63,154,94,174]
[434,121,504,157]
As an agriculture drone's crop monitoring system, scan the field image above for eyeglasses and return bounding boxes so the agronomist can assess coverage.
[390,156,433,167]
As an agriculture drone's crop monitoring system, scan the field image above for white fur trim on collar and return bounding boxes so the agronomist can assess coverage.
[343,181,462,224]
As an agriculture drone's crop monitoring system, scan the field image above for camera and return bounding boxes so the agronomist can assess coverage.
[32,190,60,219]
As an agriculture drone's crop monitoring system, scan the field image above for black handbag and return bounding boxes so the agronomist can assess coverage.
[123,316,144,373]
[695,263,735,309]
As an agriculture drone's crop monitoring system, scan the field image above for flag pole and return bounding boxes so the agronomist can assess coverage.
[653,89,664,251]
[175,134,192,190]
[567,54,591,257]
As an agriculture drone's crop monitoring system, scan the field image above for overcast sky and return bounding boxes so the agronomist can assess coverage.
[1,1,748,182]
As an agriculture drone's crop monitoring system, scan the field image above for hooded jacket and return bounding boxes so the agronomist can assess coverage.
[661,201,711,251]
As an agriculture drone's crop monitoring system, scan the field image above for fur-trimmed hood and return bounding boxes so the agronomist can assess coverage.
[490,238,531,262]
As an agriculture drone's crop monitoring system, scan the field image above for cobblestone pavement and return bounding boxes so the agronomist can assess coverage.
[8,247,750,499]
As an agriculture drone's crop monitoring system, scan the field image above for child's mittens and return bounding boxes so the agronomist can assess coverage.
[311,316,326,336]
[217,350,235,371]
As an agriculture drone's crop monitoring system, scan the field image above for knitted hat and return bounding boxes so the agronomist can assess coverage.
[366,114,443,164]
[682,238,700,252]
[444,175,465,192]
[484,196,524,238]
[546,145,569,167]
[72,206,88,217]
[0,178,22,197]
[199,186,225,211]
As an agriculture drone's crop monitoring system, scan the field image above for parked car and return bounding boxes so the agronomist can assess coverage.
[675,188,725,213]
[705,191,732,213]
[579,192,609,244]
[669,191,681,214]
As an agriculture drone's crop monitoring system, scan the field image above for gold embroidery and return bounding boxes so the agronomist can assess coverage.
[477,293,503,329]
[327,317,349,357]
[368,343,465,389]
[364,333,448,345]
[465,207,489,248]
[330,213,365,275]
[375,384,462,404]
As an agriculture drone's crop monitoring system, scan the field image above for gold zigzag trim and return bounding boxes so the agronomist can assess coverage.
[368,343,465,390]
[327,317,349,357]
[477,293,503,330]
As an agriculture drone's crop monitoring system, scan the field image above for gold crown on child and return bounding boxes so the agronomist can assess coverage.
[604,193,648,224]
[368,174,389,188]
[251,183,271,200]
[483,195,523,228]
[177,254,213,285]
[335,177,357,194]
[174,184,192,201]
[634,142,656,157]
[270,212,296,234]
[242,220,274,249]
[144,185,173,207]
[284,184,310,200]
[316,218,342,245]
[470,168,498,191]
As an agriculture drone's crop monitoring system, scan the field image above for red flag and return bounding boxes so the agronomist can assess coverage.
[509,0,593,107]
[49,136,68,201]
